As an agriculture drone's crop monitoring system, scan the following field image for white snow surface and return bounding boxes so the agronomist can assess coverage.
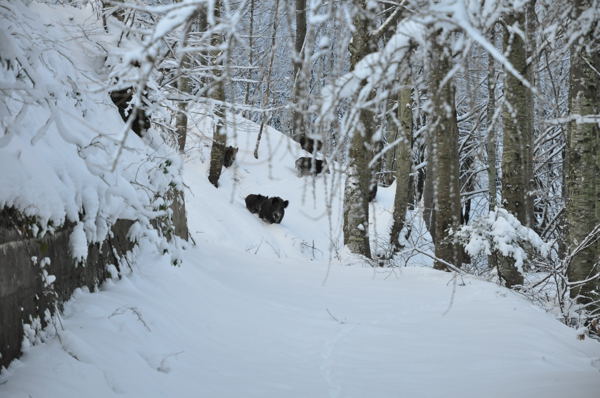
[1,2,600,397]
[2,116,600,398]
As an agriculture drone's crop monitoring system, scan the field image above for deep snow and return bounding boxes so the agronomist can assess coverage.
[2,117,600,398]
[1,2,600,396]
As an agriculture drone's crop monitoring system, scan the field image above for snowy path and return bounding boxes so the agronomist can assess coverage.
[2,240,600,398]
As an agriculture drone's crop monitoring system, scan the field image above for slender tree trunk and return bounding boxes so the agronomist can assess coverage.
[293,0,306,80]
[423,130,435,243]
[526,0,538,233]
[175,71,189,152]
[169,3,198,239]
[389,85,412,251]
[292,0,307,141]
[243,0,255,114]
[502,10,533,226]
[429,39,462,271]
[378,5,402,188]
[382,111,398,187]
[175,14,195,153]
[487,31,499,272]
[566,0,600,306]
[344,102,374,258]
[207,1,227,187]
[499,10,531,287]
[487,37,497,210]
[343,1,376,258]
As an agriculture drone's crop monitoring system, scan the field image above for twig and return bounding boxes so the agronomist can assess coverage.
[326,308,345,325]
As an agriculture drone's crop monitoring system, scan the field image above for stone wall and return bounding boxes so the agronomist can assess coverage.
[0,193,188,369]
[0,209,135,369]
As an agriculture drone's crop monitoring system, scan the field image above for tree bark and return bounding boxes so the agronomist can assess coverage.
[207,1,227,188]
[487,31,499,272]
[502,10,534,227]
[423,130,435,243]
[292,0,307,141]
[429,38,462,271]
[499,10,531,286]
[343,1,376,258]
[243,0,255,114]
[566,0,600,305]
[526,0,538,233]
[175,12,195,153]
[294,0,307,80]
[343,104,374,258]
[382,115,398,187]
[389,86,412,251]
[487,35,497,210]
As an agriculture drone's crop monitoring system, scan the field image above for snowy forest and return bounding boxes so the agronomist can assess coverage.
[1,0,600,396]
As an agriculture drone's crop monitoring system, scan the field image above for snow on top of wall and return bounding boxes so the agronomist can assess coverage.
[0,1,181,246]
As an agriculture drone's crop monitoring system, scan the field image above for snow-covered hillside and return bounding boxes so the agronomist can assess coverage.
[2,115,600,398]
[183,114,429,265]
[0,1,181,250]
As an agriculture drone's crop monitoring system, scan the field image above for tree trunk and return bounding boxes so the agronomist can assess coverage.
[175,13,194,153]
[207,2,227,188]
[429,39,462,271]
[499,10,531,286]
[566,0,600,305]
[170,3,196,239]
[526,0,538,234]
[389,86,412,251]
[292,0,307,141]
[243,0,255,114]
[381,116,398,187]
[343,107,374,258]
[502,10,534,227]
[343,1,376,258]
[487,31,499,272]
[487,35,497,210]
[423,131,435,243]
[294,0,306,79]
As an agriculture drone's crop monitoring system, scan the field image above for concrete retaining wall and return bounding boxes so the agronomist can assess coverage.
[0,192,188,369]
[0,209,135,369]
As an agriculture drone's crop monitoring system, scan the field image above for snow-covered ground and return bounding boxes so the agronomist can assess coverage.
[2,119,600,398]
[1,3,600,396]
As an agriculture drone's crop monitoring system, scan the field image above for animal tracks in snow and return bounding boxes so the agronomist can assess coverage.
[320,312,357,398]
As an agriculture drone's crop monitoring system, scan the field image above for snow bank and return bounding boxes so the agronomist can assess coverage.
[1,238,599,398]
[0,2,181,251]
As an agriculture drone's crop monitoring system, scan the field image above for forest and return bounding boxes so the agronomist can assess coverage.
[1,0,599,396]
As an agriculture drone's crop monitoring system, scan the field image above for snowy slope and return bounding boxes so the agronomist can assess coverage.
[182,114,421,264]
[2,114,600,398]
[0,1,181,249]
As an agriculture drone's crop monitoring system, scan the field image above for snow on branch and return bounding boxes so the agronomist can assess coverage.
[454,208,550,272]
[320,0,538,124]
